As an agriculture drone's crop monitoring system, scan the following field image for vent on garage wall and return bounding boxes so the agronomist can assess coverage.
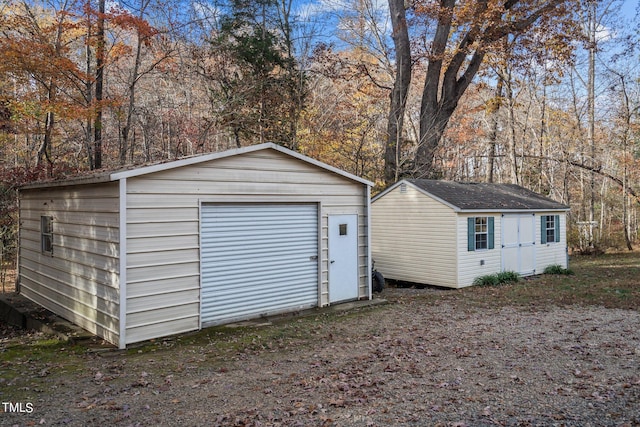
[400,183,407,193]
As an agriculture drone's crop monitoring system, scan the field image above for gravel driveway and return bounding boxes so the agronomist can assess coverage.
[2,287,639,426]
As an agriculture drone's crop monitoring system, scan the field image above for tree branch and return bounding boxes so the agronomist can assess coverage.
[524,154,640,205]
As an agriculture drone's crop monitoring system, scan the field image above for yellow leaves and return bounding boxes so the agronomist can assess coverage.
[110,42,133,60]
[485,96,503,114]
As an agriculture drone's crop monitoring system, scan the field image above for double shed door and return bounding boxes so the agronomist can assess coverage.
[501,213,536,276]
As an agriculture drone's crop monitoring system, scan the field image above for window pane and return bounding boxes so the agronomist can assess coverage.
[41,216,52,233]
[42,235,53,253]
[475,217,487,233]
[476,234,488,250]
[544,215,555,243]
[41,216,53,254]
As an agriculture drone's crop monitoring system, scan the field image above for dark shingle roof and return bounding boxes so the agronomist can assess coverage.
[406,179,569,211]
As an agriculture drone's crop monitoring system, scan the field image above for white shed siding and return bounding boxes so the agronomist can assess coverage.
[18,183,120,345]
[124,149,368,345]
[456,213,503,288]
[371,185,458,287]
[535,212,568,271]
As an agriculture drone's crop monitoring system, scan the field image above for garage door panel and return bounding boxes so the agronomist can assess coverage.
[203,264,316,286]
[202,242,317,261]
[201,204,319,326]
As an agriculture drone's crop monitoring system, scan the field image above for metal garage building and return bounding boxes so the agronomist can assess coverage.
[17,143,373,348]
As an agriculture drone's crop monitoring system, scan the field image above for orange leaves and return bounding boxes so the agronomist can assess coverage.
[109,6,160,46]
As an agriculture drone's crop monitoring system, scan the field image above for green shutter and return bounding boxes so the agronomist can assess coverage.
[541,216,547,244]
[554,214,561,242]
[488,217,495,249]
[467,217,475,251]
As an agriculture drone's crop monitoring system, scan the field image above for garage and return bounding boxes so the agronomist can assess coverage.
[18,143,372,348]
[200,203,319,325]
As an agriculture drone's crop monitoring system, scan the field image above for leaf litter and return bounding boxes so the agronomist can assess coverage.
[1,287,639,426]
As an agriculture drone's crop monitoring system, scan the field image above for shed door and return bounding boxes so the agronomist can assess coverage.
[501,214,536,275]
[200,204,319,326]
[328,214,359,303]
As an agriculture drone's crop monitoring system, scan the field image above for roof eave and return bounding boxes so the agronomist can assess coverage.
[20,143,373,191]
[18,172,114,190]
[110,142,373,186]
[456,207,571,213]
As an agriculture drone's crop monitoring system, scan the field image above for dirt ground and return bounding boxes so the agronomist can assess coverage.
[2,287,640,427]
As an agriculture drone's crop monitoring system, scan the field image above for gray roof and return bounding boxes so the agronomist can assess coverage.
[398,179,569,211]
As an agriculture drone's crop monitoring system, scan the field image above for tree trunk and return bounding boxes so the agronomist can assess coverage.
[85,7,94,169]
[37,110,55,173]
[586,0,597,248]
[384,0,411,185]
[413,0,563,178]
[93,0,105,170]
[486,78,504,183]
[504,68,519,185]
[120,31,144,164]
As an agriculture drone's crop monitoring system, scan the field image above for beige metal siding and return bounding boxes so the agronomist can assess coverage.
[535,212,568,271]
[18,183,120,345]
[456,214,503,288]
[371,185,458,287]
[124,149,368,345]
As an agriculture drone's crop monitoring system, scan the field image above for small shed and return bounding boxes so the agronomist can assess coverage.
[18,143,373,348]
[371,179,570,288]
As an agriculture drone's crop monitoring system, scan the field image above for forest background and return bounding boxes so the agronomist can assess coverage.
[0,0,639,277]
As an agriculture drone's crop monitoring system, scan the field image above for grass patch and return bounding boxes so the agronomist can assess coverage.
[543,264,575,275]
[459,251,640,310]
[0,338,86,401]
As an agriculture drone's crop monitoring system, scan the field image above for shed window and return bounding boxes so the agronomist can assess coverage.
[541,215,560,244]
[467,216,494,251]
[41,216,53,255]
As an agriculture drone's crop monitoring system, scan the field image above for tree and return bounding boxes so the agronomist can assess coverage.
[386,0,573,179]
[385,0,411,184]
[0,0,90,173]
[93,0,105,169]
[202,0,305,148]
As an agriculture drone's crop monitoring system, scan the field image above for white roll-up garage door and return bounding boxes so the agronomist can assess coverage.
[200,203,319,326]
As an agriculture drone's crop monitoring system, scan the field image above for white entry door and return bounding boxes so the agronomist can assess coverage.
[328,214,359,303]
[501,213,536,275]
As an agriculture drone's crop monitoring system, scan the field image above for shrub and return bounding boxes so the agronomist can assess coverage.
[473,271,519,287]
[473,274,499,286]
[543,264,575,275]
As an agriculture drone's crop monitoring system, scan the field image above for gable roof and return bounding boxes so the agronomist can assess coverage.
[374,179,569,212]
[21,143,373,190]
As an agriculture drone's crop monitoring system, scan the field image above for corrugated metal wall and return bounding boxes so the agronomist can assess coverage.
[124,148,369,345]
[18,183,121,345]
[200,204,318,325]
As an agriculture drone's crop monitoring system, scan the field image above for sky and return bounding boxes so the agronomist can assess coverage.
[294,0,639,52]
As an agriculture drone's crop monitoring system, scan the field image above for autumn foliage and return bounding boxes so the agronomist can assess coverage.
[0,0,638,259]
